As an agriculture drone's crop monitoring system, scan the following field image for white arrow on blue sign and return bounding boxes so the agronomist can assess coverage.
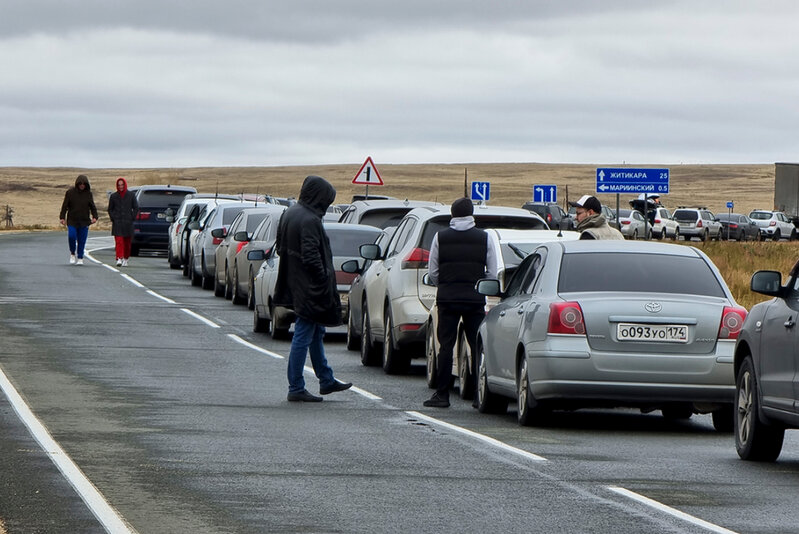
[533,184,557,203]
[471,181,490,202]
[596,168,669,194]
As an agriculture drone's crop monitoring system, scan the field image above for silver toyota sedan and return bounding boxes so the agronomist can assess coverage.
[475,240,746,430]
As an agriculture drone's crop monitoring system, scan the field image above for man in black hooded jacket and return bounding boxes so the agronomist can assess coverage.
[274,175,353,402]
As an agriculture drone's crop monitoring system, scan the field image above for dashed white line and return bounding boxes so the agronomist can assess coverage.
[180,308,220,328]
[0,366,135,534]
[406,410,548,462]
[146,290,176,304]
[119,274,144,288]
[607,486,738,534]
[228,334,284,359]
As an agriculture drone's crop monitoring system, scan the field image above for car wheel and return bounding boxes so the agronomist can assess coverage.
[382,309,409,374]
[735,356,785,461]
[223,264,234,300]
[168,248,180,269]
[661,403,693,421]
[231,264,245,305]
[476,341,508,415]
[517,357,547,426]
[646,229,652,240]
[190,257,201,287]
[773,229,781,241]
[631,229,638,240]
[360,305,379,366]
[671,228,679,241]
[215,266,227,297]
[712,405,734,432]
[247,267,256,310]
[201,255,214,290]
[425,321,437,389]
[457,329,474,400]
[270,304,290,340]
[791,229,797,241]
[253,306,269,333]
[346,306,360,351]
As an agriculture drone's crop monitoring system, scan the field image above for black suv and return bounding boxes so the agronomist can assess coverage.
[131,185,197,255]
[520,202,575,230]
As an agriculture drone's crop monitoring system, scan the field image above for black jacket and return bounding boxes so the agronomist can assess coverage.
[108,185,138,237]
[273,176,341,326]
[59,175,98,228]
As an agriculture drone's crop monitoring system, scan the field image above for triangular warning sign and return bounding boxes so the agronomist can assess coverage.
[352,156,383,185]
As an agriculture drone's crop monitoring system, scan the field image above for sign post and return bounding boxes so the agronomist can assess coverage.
[726,200,734,240]
[352,156,383,199]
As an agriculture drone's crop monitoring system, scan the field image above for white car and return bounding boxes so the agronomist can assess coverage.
[166,194,239,271]
[617,209,650,240]
[652,207,680,240]
[748,210,797,241]
[424,229,581,398]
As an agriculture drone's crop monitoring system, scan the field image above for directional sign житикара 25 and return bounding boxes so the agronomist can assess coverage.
[596,168,669,194]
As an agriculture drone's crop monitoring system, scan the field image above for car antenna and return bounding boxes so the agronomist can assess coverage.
[215,181,218,201]
[254,186,259,206]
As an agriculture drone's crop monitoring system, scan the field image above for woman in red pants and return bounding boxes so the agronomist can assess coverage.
[107,177,138,266]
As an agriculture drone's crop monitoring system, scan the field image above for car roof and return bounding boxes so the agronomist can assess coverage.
[347,199,442,209]
[556,239,703,257]
[135,184,197,193]
[405,203,547,222]
[486,228,580,242]
[323,222,382,233]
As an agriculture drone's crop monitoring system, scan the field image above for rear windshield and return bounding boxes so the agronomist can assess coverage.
[137,190,193,208]
[420,215,547,250]
[558,252,726,297]
[749,211,771,220]
[328,229,382,256]
[523,205,548,217]
[359,209,414,229]
[673,210,698,222]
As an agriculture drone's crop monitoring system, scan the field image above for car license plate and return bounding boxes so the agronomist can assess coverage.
[617,323,687,343]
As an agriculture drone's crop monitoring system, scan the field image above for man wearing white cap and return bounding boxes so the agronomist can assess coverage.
[569,195,624,240]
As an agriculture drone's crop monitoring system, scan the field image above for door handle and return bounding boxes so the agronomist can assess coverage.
[499,311,506,317]
[517,308,525,315]
[785,317,795,328]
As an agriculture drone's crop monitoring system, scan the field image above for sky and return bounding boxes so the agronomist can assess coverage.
[2,1,798,167]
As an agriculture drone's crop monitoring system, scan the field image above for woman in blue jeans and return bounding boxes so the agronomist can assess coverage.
[59,174,98,265]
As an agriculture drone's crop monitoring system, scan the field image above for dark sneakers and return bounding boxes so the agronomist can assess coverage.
[320,380,353,395]
[423,393,450,408]
[287,389,323,402]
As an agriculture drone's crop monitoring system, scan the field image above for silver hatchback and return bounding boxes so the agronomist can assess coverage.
[475,240,746,429]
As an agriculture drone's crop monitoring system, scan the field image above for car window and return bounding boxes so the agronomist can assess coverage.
[673,210,698,222]
[137,190,193,208]
[222,207,247,225]
[253,218,272,241]
[524,251,548,294]
[387,218,416,258]
[504,254,537,297]
[339,207,355,224]
[500,242,538,267]
[749,211,770,220]
[246,213,268,233]
[200,207,216,227]
[328,229,382,256]
[558,252,727,297]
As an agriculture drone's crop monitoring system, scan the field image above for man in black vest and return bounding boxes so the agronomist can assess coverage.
[424,198,498,408]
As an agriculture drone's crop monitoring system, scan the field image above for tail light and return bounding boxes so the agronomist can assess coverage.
[546,213,553,223]
[770,221,777,226]
[548,302,586,335]
[335,271,357,285]
[402,248,429,269]
[621,220,631,225]
[136,211,151,220]
[729,223,739,229]
[212,237,223,245]
[718,306,747,340]
[696,219,703,228]
[654,218,662,224]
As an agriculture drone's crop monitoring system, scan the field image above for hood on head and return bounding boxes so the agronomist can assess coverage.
[116,177,128,195]
[75,174,91,190]
[298,175,336,217]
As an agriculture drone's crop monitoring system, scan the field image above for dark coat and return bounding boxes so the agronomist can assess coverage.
[273,175,341,326]
[59,175,98,228]
[107,178,138,236]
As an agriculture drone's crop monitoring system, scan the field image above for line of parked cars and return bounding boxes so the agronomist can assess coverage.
[149,188,799,461]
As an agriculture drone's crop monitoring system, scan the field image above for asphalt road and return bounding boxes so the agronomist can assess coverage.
[1,231,799,534]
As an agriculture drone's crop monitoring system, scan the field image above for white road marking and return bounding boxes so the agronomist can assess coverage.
[102,264,120,273]
[607,486,739,534]
[119,274,144,288]
[180,308,220,328]
[146,290,176,304]
[0,366,136,534]
[406,410,547,462]
[228,334,284,360]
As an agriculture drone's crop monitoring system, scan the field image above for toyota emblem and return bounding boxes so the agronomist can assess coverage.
[645,302,662,313]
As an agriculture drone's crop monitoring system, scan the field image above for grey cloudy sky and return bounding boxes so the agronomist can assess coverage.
[2,1,798,167]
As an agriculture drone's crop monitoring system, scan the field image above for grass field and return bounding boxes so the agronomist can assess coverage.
[0,162,794,308]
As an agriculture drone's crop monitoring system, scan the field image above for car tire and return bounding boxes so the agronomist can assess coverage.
[425,321,437,389]
[773,229,781,241]
[190,257,201,287]
[346,306,360,351]
[270,304,290,340]
[661,403,693,421]
[223,264,234,300]
[646,229,652,240]
[231,264,245,305]
[253,307,269,333]
[631,229,638,240]
[246,267,256,310]
[735,356,785,461]
[712,405,734,432]
[457,329,474,400]
[476,341,508,415]
[215,267,226,297]
[360,305,379,366]
[671,228,679,241]
[791,229,797,241]
[168,248,181,269]
[382,309,409,374]
[517,357,547,426]
[201,255,214,290]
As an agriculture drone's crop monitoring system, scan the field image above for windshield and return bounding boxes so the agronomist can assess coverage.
[137,190,193,209]
[749,212,771,220]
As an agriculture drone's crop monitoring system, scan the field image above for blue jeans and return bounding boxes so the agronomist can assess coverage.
[287,316,335,394]
[67,225,89,258]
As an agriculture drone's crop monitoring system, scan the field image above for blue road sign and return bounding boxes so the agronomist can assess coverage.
[596,168,669,194]
[726,201,734,209]
[471,181,490,202]
[533,184,557,203]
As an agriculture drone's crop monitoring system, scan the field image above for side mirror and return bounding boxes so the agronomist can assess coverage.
[750,270,784,297]
[422,273,435,286]
[247,250,266,261]
[165,215,175,223]
[359,243,381,260]
[341,259,361,274]
[475,278,501,297]
[165,208,175,217]
[233,231,249,242]
[187,221,200,230]
[210,228,226,239]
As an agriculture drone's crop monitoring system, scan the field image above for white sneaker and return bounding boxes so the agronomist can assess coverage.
[69,254,77,265]
[121,259,128,267]
[76,258,84,265]
[116,258,123,266]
